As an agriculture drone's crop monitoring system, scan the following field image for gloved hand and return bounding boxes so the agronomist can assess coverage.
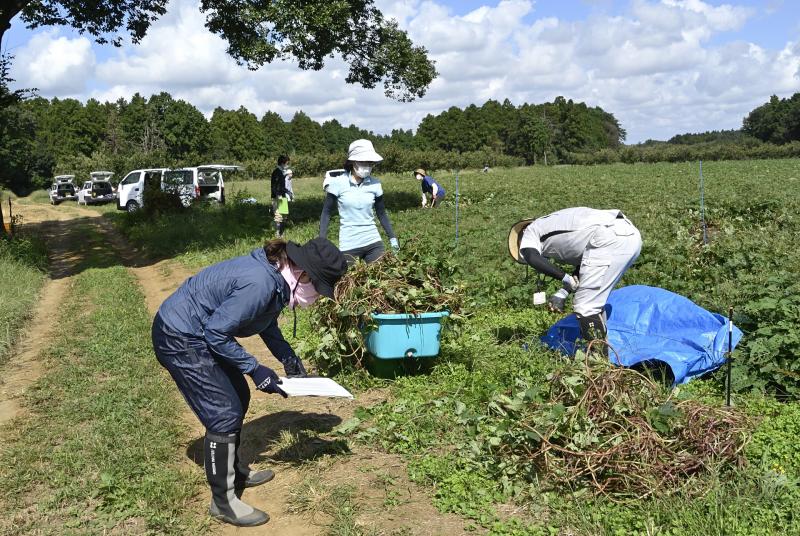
[250,365,288,397]
[548,289,569,313]
[283,355,307,378]
[389,237,400,252]
[562,274,579,292]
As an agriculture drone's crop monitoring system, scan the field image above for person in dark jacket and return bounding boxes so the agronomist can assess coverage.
[413,168,445,208]
[152,237,347,527]
[271,155,291,237]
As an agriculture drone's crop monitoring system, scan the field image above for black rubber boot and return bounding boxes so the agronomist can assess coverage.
[205,432,269,527]
[577,312,608,356]
[234,433,275,489]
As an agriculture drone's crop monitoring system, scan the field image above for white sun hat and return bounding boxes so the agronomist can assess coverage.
[347,139,383,163]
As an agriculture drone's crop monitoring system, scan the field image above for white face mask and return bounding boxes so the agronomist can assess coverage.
[415,174,423,181]
[353,163,373,178]
[279,264,320,309]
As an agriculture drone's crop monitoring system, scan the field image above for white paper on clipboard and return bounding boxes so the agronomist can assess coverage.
[278,377,354,399]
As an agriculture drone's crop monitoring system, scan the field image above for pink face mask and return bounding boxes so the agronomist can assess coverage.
[280,264,320,309]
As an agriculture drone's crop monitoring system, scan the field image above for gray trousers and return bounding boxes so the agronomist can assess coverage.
[574,218,642,317]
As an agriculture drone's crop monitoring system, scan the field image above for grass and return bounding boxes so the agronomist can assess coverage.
[0,233,47,365]
[288,476,373,536]
[93,159,800,534]
[0,224,203,534]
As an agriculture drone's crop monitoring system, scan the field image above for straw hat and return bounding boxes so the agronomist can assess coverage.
[413,168,426,177]
[508,218,535,264]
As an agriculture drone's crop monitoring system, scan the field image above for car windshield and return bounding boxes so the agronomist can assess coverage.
[164,170,193,186]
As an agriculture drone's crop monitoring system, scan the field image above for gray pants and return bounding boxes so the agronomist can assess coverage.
[342,240,385,266]
[574,218,642,317]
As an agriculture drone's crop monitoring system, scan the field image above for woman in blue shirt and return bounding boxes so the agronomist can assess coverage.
[152,237,347,527]
[414,168,445,208]
[319,139,399,265]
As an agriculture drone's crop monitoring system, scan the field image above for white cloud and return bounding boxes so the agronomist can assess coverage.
[8,0,800,143]
[13,29,95,94]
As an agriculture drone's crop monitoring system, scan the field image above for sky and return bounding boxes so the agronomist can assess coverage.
[3,0,800,143]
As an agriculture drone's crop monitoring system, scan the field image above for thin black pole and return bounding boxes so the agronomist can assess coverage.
[726,306,733,407]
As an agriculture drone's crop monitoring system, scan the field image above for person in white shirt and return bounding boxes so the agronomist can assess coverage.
[508,207,642,353]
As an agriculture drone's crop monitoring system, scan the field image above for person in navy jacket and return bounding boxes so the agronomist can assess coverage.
[152,237,347,527]
[413,168,445,208]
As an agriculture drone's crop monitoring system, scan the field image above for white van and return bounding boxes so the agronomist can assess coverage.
[76,171,115,205]
[117,168,168,213]
[162,164,241,207]
[49,175,77,204]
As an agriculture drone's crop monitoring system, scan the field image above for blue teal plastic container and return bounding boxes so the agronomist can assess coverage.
[364,311,450,359]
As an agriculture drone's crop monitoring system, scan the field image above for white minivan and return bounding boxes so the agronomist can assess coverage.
[162,164,241,207]
[76,171,115,205]
[117,168,168,213]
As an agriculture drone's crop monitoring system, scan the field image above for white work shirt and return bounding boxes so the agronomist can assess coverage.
[326,173,384,251]
[519,207,623,266]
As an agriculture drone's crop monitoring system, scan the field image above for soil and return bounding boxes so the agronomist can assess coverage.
[0,200,470,535]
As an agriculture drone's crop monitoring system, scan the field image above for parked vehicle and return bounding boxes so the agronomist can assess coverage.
[323,169,347,191]
[77,171,115,205]
[162,164,240,207]
[49,175,77,204]
[117,168,168,213]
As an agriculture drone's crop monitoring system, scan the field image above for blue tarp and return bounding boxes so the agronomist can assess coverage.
[540,285,742,384]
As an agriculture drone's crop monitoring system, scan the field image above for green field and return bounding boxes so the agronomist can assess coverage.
[103,159,800,533]
[16,159,800,534]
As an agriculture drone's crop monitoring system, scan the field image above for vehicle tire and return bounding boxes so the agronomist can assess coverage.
[220,188,226,205]
[126,201,140,213]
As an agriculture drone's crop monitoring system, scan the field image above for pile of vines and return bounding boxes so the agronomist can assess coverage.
[307,246,464,373]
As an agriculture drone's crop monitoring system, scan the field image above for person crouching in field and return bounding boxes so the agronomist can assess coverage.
[152,238,347,527]
[271,155,292,238]
[414,168,445,208]
[508,207,642,355]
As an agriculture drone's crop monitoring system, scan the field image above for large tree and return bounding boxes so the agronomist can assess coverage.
[1,0,436,101]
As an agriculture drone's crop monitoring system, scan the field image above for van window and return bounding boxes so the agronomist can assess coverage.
[198,171,220,185]
[164,170,193,186]
[120,172,140,186]
[143,171,162,191]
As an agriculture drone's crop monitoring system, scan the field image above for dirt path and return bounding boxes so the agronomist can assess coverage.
[2,201,469,535]
[0,203,97,426]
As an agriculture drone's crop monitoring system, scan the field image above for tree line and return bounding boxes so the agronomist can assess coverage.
[0,88,625,190]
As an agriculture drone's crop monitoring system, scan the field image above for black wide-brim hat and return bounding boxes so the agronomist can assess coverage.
[286,237,348,298]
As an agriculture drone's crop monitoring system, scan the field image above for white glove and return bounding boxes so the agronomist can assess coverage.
[389,237,400,251]
[548,288,570,313]
[562,274,579,292]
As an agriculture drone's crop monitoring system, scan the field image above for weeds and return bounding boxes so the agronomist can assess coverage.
[0,229,46,364]
[0,240,201,533]
[308,245,464,372]
[465,353,750,499]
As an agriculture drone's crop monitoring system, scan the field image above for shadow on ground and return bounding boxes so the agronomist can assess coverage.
[185,411,347,469]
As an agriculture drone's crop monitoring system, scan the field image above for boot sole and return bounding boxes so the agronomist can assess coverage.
[211,512,270,527]
[244,470,275,488]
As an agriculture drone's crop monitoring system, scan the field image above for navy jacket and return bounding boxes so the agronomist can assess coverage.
[157,247,295,374]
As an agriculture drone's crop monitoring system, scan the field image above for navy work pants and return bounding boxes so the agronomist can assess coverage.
[152,313,250,434]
